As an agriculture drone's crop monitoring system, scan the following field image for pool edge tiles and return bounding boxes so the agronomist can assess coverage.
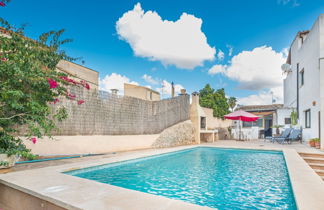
[1,145,324,210]
[65,147,297,209]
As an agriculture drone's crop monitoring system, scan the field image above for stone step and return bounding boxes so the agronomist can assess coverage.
[303,157,324,164]
[315,169,324,176]
[309,163,324,170]
[299,152,324,158]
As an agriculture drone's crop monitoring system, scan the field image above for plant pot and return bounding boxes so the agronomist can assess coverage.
[315,141,321,149]
[0,154,19,169]
[309,141,315,147]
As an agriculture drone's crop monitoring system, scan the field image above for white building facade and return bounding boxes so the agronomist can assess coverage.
[283,14,324,148]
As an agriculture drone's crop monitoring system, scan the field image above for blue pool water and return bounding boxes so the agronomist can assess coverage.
[65,147,297,209]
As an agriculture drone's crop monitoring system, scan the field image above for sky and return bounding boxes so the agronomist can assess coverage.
[1,0,324,105]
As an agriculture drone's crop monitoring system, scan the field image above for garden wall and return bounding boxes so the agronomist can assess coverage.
[51,88,190,135]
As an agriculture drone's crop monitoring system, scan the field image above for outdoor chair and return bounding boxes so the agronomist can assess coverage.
[286,129,302,144]
[272,128,293,144]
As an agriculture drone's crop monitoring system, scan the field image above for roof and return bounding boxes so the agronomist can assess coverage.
[124,83,160,95]
[237,104,284,112]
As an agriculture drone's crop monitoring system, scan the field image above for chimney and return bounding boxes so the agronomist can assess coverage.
[191,91,199,106]
[111,89,118,95]
[171,82,175,98]
[180,89,187,95]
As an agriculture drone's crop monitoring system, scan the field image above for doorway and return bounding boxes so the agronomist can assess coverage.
[264,119,273,137]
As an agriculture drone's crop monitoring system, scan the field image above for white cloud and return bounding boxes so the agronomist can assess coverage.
[156,80,184,97]
[217,50,224,61]
[210,46,286,90]
[116,3,215,69]
[208,64,227,75]
[99,73,139,94]
[226,44,233,56]
[237,87,283,106]
[142,74,159,85]
[277,0,300,6]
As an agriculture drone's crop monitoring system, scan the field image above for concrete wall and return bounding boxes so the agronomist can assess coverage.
[202,107,232,129]
[51,89,189,135]
[124,83,160,101]
[23,135,159,156]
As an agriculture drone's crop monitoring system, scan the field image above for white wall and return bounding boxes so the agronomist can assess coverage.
[276,108,293,126]
[286,15,322,142]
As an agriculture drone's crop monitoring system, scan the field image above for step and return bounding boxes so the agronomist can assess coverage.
[315,169,324,176]
[309,163,324,170]
[299,152,324,158]
[303,157,324,164]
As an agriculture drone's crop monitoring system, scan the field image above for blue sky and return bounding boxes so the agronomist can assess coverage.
[1,0,324,104]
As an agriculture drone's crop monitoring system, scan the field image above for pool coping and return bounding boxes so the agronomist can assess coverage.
[1,145,324,210]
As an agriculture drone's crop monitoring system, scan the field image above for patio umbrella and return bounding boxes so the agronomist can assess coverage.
[224,110,259,140]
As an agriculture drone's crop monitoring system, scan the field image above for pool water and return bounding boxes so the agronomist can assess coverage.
[65,147,297,209]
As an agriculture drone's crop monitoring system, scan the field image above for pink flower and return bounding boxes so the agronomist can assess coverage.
[60,76,78,85]
[67,92,76,100]
[80,80,90,90]
[53,98,59,104]
[47,78,58,89]
[0,2,6,7]
[77,100,85,105]
[31,137,37,144]
[0,57,7,62]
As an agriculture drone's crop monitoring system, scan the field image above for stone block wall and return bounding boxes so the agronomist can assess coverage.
[51,88,190,135]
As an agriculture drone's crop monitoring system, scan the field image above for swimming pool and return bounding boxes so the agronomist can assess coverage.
[65,147,297,209]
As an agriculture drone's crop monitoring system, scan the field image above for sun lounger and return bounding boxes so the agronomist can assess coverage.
[286,129,302,144]
[273,128,293,144]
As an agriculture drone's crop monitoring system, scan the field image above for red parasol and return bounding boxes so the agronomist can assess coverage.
[224,110,259,140]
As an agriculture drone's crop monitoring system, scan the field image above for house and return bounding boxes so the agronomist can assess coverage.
[283,14,324,147]
[235,104,293,139]
[124,83,160,101]
[56,60,99,90]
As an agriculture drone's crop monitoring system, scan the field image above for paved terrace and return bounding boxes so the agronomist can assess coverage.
[1,140,324,210]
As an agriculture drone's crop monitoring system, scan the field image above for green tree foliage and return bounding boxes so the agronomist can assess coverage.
[199,84,230,118]
[0,18,88,161]
[228,96,237,112]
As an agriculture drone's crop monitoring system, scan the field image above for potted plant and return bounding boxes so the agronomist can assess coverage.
[313,138,321,149]
[271,125,284,136]
[309,139,316,147]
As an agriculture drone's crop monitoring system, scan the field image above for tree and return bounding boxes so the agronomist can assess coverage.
[228,97,237,112]
[199,84,230,118]
[0,18,89,165]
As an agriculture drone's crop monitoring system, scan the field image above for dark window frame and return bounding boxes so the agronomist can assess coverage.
[305,109,311,128]
[284,118,291,125]
[300,69,304,86]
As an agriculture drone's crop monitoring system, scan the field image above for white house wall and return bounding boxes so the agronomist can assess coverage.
[287,15,323,141]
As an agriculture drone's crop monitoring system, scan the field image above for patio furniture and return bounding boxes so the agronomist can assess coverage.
[273,128,293,144]
[287,129,302,144]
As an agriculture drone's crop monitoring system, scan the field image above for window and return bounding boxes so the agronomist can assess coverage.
[305,109,311,128]
[285,118,291,125]
[243,118,263,128]
[300,69,304,86]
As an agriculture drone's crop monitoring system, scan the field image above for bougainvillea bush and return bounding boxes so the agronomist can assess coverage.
[0,18,89,164]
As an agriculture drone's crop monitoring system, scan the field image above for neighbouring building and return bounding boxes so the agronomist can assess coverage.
[235,104,293,139]
[283,14,324,147]
[124,83,160,101]
[56,60,99,90]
